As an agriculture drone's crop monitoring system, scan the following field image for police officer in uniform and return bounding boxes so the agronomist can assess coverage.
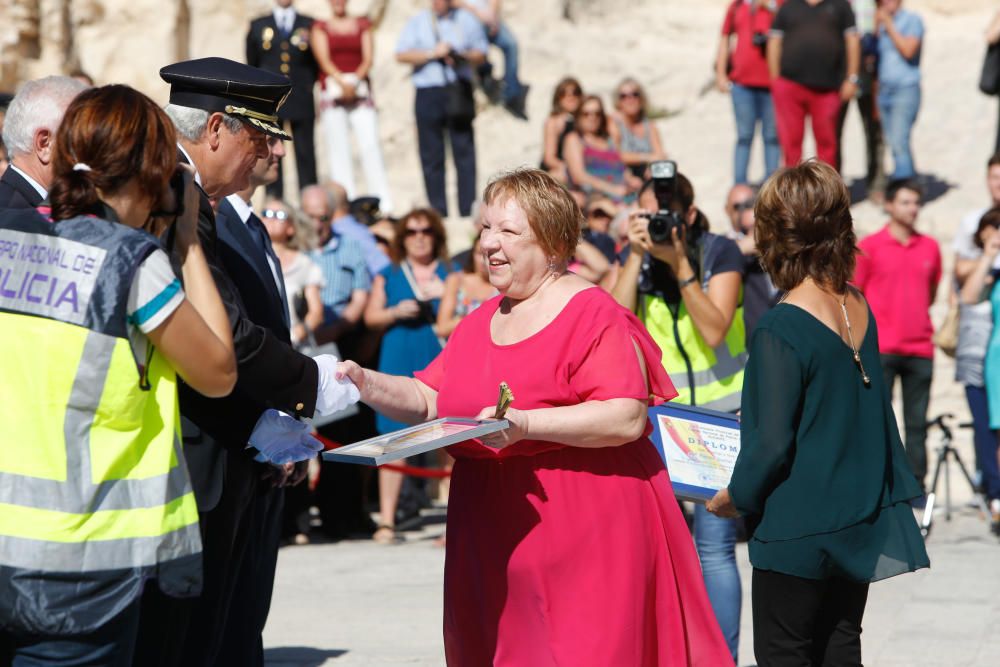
[133,57,349,667]
[247,0,319,199]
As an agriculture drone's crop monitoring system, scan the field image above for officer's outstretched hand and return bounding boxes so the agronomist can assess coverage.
[314,354,362,416]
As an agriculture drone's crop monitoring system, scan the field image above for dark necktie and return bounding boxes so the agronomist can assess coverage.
[245,213,290,329]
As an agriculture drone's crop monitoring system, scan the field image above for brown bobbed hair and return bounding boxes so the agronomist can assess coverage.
[482,168,583,264]
[574,95,610,139]
[550,77,583,116]
[975,206,1000,249]
[390,208,449,264]
[753,160,857,293]
[49,85,177,222]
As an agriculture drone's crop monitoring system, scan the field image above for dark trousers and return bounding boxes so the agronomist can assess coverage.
[752,569,869,667]
[415,86,476,217]
[134,452,281,667]
[1,597,141,667]
[881,354,933,490]
[315,408,377,539]
[267,116,317,199]
[965,384,1000,500]
[836,88,884,190]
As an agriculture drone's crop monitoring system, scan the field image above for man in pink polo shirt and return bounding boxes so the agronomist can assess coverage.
[854,178,941,498]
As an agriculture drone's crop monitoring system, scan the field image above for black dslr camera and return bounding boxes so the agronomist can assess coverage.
[644,160,685,244]
[751,32,768,49]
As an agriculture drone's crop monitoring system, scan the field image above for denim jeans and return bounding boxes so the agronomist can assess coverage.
[730,83,780,185]
[965,384,1000,500]
[694,504,741,663]
[877,83,921,179]
[480,23,523,102]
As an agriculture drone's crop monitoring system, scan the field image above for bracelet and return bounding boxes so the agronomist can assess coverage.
[677,275,698,289]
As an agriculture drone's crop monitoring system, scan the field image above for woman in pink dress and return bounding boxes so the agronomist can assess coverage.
[337,168,732,666]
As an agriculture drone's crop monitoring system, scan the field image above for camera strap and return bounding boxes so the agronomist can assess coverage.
[401,261,446,349]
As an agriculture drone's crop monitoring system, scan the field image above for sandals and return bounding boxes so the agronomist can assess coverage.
[373,524,399,545]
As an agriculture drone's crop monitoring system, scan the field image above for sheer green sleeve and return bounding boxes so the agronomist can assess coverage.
[728,327,805,516]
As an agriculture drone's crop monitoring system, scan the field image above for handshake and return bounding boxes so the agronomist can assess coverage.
[247,354,361,465]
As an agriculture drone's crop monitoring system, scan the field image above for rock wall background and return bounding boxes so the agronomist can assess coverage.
[1,0,997,226]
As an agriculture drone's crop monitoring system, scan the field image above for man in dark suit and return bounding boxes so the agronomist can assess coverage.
[134,57,348,667]
[247,0,319,199]
[0,76,86,210]
[213,134,302,667]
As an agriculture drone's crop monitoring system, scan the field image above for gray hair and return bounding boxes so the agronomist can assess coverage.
[164,104,244,142]
[1,76,88,156]
[301,184,335,214]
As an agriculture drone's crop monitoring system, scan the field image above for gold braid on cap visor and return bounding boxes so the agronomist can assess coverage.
[224,105,291,138]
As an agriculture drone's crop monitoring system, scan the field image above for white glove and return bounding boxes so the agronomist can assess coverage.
[313,354,361,416]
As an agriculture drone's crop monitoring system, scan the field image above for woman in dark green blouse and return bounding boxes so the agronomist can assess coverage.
[707,160,929,667]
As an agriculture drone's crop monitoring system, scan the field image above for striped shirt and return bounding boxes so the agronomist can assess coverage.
[309,233,370,323]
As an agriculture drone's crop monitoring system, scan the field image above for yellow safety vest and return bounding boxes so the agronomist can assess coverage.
[0,210,201,634]
[640,293,747,413]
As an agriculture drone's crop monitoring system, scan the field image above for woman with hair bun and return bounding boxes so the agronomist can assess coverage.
[0,84,235,663]
[708,160,929,667]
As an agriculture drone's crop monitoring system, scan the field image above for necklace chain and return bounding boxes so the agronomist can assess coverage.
[837,293,871,387]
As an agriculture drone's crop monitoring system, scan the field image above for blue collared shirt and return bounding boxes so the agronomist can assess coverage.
[395,9,489,88]
[309,233,371,323]
[332,213,391,278]
[878,9,923,87]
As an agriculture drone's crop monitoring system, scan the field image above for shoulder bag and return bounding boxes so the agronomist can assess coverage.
[980,43,1000,96]
[430,13,476,123]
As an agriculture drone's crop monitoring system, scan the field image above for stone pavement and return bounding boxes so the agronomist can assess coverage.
[264,451,1000,667]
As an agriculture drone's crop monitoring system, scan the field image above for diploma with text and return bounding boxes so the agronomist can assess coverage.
[648,404,741,503]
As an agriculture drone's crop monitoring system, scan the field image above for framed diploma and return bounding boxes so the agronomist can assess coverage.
[322,417,510,466]
[647,404,741,503]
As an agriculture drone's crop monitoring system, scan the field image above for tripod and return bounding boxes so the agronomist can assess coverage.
[921,413,990,538]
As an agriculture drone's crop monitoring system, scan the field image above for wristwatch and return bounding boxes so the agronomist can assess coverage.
[847,74,860,85]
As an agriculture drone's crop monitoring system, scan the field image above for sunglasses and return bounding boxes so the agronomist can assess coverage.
[732,200,755,212]
[405,227,435,238]
[618,90,641,100]
[588,209,612,220]
[580,109,602,117]
[262,208,290,220]
[561,89,582,98]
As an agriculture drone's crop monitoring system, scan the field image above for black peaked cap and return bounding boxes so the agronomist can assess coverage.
[159,57,292,139]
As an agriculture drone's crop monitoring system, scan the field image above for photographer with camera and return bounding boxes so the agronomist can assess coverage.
[364,208,457,543]
[612,161,747,664]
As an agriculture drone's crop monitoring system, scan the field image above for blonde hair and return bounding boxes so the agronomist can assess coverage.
[614,77,648,119]
[482,168,583,263]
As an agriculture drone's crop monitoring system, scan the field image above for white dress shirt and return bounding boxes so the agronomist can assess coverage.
[226,193,284,295]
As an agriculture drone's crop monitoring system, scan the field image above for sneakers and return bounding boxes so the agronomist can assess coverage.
[990,499,1000,536]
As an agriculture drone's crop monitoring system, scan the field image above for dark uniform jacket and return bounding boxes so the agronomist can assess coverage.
[0,167,44,210]
[165,152,317,512]
[246,12,318,122]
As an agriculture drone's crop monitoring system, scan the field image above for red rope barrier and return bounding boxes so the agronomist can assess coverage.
[314,432,452,478]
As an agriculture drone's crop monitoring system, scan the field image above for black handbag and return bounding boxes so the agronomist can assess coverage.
[980,43,1000,96]
[431,13,476,123]
[445,78,476,123]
